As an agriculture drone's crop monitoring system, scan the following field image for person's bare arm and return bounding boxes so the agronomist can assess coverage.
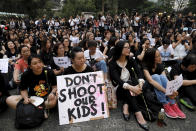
[103,46,108,56]
[172,40,181,49]
[13,69,20,84]
[21,90,31,104]
[174,75,196,86]
[184,43,190,50]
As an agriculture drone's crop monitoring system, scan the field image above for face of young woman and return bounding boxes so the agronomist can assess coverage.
[8,41,15,49]
[89,34,94,40]
[30,58,44,75]
[144,40,150,49]
[128,35,133,41]
[176,34,182,41]
[63,39,69,47]
[155,50,162,64]
[72,52,86,67]
[106,32,111,39]
[46,40,51,49]
[21,47,30,58]
[57,44,65,56]
[122,43,130,56]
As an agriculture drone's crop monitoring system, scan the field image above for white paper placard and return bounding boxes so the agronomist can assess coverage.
[57,71,109,125]
[166,74,183,95]
[0,58,9,73]
[53,56,71,68]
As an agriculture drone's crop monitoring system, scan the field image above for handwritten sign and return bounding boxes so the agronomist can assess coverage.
[53,56,71,68]
[0,58,9,73]
[57,71,109,125]
[166,74,183,95]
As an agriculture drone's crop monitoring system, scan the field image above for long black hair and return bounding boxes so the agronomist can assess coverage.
[181,53,196,68]
[142,48,157,69]
[53,43,64,56]
[112,40,129,61]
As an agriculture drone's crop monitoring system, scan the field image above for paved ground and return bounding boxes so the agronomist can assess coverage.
[0,89,196,131]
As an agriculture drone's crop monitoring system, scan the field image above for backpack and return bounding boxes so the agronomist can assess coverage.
[0,95,8,113]
[15,99,45,129]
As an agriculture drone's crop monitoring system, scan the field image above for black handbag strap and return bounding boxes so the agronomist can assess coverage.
[89,51,95,67]
[44,69,51,92]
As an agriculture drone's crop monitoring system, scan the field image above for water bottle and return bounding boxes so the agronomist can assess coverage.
[157,108,166,127]
[158,108,165,120]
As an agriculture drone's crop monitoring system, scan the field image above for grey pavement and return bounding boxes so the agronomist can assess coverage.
[0,89,196,131]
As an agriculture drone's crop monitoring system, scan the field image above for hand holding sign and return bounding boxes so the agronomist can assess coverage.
[168,91,178,99]
[166,74,183,96]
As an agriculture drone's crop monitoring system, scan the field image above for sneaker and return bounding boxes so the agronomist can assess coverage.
[163,103,178,118]
[171,103,186,119]
[180,97,196,111]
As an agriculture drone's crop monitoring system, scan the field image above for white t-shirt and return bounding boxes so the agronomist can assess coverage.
[158,44,174,61]
[74,18,80,25]
[47,20,54,26]
[69,19,75,27]
[84,49,105,65]
[134,17,140,26]
[70,35,79,44]
[174,43,188,60]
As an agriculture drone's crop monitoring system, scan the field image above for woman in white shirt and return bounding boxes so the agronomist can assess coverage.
[172,34,189,62]
[70,30,80,47]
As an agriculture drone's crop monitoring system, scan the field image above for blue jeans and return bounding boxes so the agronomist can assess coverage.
[152,74,175,105]
[95,60,108,73]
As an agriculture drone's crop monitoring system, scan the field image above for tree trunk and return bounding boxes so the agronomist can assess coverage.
[102,0,104,14]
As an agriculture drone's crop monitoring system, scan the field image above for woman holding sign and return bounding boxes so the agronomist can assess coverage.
[51,43,71,75]
[142,48,186,119]
[109,41,149,131]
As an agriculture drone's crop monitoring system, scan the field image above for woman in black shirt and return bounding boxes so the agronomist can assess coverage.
[6,55,57,111]
[63,37,72,57]
[4,41,19,63]
[39,39,53,67]
[142,48,186,119]
[109,41,148,130]
[64,47,93,75]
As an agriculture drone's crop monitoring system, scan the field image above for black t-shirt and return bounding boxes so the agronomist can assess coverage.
[64,47,72,58]
[186,16,193,27]
[19,67,56,98]
[5,50,19,59]
[63,65,94,75]
[143,63,164,75]
[40,50,53,66]
[170,63,196,80]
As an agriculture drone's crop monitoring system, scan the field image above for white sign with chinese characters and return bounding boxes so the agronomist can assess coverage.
[166,74,183,95]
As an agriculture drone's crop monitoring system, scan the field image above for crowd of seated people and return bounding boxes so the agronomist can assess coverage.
[0,11,195,130]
